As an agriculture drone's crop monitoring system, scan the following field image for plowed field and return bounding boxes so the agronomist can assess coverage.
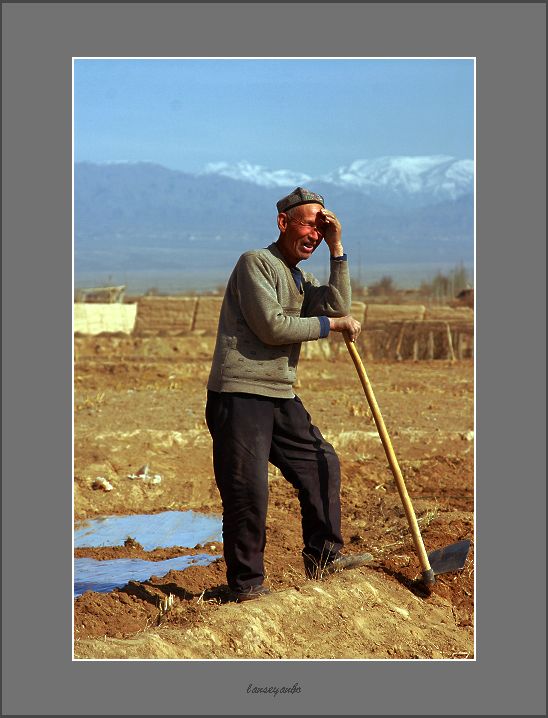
[74,333,474,659]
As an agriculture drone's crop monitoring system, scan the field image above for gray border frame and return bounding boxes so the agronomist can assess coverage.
[3,3,545,716]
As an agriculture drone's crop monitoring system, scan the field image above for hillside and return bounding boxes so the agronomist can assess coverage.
[74,161,474,275]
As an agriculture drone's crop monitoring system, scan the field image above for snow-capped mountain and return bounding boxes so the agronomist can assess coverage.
[201,161,313,188]
[322,156,473,200]
[201,156,474,206]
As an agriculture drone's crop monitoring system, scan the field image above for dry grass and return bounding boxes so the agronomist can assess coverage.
[279,563,304,585]
[349,402,372,418]
[75,391,106,413]
[417,506,439,528]
[302,546,341,581]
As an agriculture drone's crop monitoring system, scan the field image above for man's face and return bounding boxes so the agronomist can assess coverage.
[277,203,325,266]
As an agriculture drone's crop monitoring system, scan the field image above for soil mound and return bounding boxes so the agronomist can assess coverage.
[74,565,472,660]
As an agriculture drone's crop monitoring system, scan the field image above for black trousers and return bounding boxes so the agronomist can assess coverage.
[205,390,344,592]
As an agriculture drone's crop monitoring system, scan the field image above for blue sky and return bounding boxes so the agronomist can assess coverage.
[74,58,474,176]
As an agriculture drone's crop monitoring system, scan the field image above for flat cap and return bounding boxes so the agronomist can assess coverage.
[276,186,325,213]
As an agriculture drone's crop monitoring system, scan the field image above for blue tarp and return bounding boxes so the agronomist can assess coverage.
[74,510,222,551]
[74,554,219,596]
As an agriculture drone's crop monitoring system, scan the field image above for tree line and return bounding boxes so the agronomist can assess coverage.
[352,263,472,304]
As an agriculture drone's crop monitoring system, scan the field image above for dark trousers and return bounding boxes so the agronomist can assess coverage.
[205,390,344,592]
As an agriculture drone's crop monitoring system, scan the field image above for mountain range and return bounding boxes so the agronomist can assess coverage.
[74,158,474,280]
[200,156,473,206]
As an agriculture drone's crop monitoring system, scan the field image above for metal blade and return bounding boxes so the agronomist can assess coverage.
[428,539,471,576]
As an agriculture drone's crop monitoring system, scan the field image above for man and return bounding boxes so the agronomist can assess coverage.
[205,187,372,602]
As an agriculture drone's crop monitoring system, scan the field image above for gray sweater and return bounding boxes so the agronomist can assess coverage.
[207,242,351,398]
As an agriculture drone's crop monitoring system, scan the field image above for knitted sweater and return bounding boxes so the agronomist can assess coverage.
[207,242,351,398]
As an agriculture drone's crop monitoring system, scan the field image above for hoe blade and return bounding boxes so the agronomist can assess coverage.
[428,539,471,576]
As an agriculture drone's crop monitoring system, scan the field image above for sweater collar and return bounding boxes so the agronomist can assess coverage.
[267,242,304,295]
[269,241,299,270]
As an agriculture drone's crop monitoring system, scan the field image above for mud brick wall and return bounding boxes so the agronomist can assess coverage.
[423,306,474,321]
[350,301,366,324]
[133,297,198,336]
[365,304,426,322]
[192,296,224,333]
[122,296,474,360]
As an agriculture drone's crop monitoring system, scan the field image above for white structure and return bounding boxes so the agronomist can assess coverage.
[74,303,137,335]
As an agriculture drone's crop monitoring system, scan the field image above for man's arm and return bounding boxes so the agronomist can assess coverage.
[234,253,323,346]
[301,256,351,318]
[302,209,360,341]
[301,208,352,317]
[301,266,360,342]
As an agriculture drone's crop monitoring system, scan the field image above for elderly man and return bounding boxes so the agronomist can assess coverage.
[206,187,372,602]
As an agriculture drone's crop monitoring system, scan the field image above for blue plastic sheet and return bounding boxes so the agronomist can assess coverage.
[74,510,222,551]
[74,554,219,597]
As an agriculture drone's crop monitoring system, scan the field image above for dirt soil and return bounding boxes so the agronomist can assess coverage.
[73,333,474,659]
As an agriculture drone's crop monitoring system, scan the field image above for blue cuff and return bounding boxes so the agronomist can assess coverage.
[319,316,330,338]
[330,253,347,261]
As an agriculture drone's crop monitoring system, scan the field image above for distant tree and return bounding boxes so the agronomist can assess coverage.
[432,272,451,302]
[451,262,470,295]
[368,275,397,297]
[419,263,471,304]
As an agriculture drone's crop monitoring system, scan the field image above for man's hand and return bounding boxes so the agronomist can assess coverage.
[328,315,361,342]
[318,208,343,257]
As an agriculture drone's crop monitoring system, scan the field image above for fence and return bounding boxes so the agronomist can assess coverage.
[74,296,474,359]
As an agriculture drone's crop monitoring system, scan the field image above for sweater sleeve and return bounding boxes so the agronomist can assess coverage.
[301,256,352,318]
[234,253,323,346]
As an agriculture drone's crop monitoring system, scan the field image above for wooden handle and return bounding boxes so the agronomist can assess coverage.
[343,333,433,577]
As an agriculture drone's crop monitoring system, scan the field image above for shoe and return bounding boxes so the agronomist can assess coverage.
[323,552,374,575]
[229,585,272,602]
[304,551,374,579]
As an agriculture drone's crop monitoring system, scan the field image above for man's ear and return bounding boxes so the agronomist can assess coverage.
[277,213,288,232]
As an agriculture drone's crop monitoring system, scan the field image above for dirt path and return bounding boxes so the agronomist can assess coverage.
[74,335,474,659]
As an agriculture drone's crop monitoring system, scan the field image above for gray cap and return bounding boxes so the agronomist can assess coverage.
[276,186,325,213]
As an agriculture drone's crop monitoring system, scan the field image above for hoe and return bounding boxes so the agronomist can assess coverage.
[344,332,471,587]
